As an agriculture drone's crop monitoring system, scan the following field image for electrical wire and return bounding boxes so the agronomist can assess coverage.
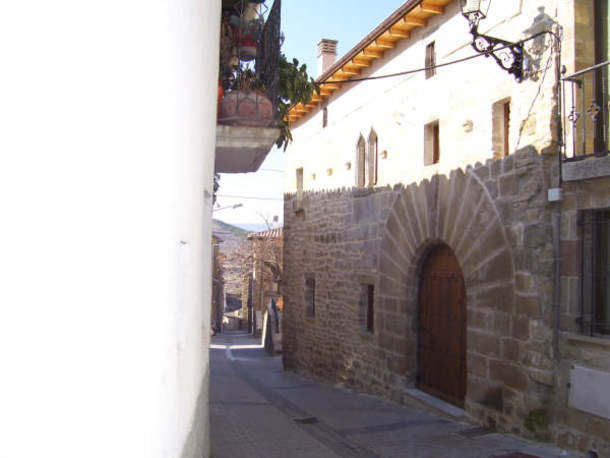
[217,194,283,201]
[316,30,561,85]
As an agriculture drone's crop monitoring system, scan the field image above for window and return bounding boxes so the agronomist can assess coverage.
[296,167,303,210]
[322,107,328,128]
[580,209,610,335]
[424,120,440,165]
[492,98,511,158]
[305,274,316,317]
[360,284,375,333]
[425,42,436,79]
[356,135,366,187]
[367,129,378,186]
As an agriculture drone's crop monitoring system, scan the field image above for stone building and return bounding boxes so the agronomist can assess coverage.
[212,235,225,331]
[282,0,610,455]
[241,227,283,338]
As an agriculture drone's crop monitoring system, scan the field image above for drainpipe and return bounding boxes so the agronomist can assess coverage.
[552,31,564,363]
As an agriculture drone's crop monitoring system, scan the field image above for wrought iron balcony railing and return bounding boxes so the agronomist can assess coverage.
[218,0,281,128]
[562,60,610,161]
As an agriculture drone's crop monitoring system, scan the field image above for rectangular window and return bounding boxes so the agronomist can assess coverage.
[359,283,375,333]
[492,98,511,158]
[580,209,610,335]
[305,274,315,317]
[424,120,440,165]
[322,107,328,128]
[425,42,436,79]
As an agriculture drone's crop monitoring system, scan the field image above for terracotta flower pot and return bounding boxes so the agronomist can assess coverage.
[218,90,273,127]
[238,37,257,61]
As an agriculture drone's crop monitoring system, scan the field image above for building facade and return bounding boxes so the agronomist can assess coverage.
[242,227,283,337]
[282,0,610,455]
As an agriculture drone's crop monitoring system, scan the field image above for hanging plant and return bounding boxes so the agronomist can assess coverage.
[275,54,319,150]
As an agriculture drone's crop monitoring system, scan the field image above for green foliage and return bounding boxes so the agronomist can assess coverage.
[275,55,319,151]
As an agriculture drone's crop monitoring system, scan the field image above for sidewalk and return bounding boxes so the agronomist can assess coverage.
[210,331,580,458]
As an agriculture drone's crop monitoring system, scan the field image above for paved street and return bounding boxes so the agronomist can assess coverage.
[210,331,579,458]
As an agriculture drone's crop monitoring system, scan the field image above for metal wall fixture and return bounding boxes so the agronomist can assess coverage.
[460,0,524,82]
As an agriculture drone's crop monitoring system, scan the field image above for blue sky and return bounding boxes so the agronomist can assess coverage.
[215,0,407,230]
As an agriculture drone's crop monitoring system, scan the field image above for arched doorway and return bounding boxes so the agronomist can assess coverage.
[417,244,467,408]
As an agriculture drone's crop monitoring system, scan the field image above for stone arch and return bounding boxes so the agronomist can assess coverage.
[378,168,517,412]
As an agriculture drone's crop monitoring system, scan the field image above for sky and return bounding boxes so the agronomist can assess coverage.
[214,0,408,231]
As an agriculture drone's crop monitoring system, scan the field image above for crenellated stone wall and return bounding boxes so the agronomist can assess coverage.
[283,147,563,440]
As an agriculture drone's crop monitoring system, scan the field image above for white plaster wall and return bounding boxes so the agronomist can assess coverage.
[286,0,561,193]
[0,1,219,457]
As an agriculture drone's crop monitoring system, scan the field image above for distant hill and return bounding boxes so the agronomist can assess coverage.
[212,219,249,238]
[212,219,249,298]
[231,222,269,233]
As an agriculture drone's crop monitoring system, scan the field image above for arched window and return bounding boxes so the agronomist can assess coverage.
[356,135,366,187]
[367,129,378,186]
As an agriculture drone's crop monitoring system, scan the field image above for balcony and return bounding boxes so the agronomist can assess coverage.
[215,0,281,174]
[562,60,610,181]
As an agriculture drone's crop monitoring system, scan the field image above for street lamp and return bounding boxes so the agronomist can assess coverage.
[459,0,524,82]
[460,0,490,29]
[213,203,244,212]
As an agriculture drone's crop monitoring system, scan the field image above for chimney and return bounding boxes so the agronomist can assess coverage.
[317,39,338,77]
[272,215,279,229]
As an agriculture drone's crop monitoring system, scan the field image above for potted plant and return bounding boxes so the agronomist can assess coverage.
[218,69,274,127]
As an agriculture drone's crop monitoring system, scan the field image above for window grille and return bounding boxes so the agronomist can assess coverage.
[578,209,610,336]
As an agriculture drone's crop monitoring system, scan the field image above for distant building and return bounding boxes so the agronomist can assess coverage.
[242,228,283,344]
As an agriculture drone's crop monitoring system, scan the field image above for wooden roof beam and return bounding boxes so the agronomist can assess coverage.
[338,67,360,76]
[372,39,395,49]
[346,57,371,68]
[320,82,341,90]
[362,48,383,59]
[387,28,410,39]
[419,3,444,15]
[402,16,427,27]
[319,86,335,96]
[350,57,372,68]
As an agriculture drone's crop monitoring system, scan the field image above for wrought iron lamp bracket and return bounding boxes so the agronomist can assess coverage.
[469,26,524,82]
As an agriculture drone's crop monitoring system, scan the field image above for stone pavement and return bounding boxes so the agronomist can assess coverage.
[210,331,580,458]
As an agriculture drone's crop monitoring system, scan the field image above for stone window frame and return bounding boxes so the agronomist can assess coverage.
[304,273,316,318]
[578,208,610,336]
[355,135,366,187]
[424,120,440,166]
[425,41,436,79]
[492,97,511,159]
[357,275,376,334]
[295,167,304,211]
[367,129,378,187]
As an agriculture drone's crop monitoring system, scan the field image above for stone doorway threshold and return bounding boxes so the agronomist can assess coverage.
[403,388,470,421]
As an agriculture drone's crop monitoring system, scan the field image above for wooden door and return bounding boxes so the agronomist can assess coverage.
[417,244,467,407]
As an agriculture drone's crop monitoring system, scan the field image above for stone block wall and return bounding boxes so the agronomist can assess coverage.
[554,173,610,456]
[283,147,563,441]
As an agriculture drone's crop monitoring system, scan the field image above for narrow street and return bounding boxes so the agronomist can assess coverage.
[210,331,577,458]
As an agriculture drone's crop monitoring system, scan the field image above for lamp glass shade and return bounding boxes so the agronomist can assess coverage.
[460,0,490,20]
